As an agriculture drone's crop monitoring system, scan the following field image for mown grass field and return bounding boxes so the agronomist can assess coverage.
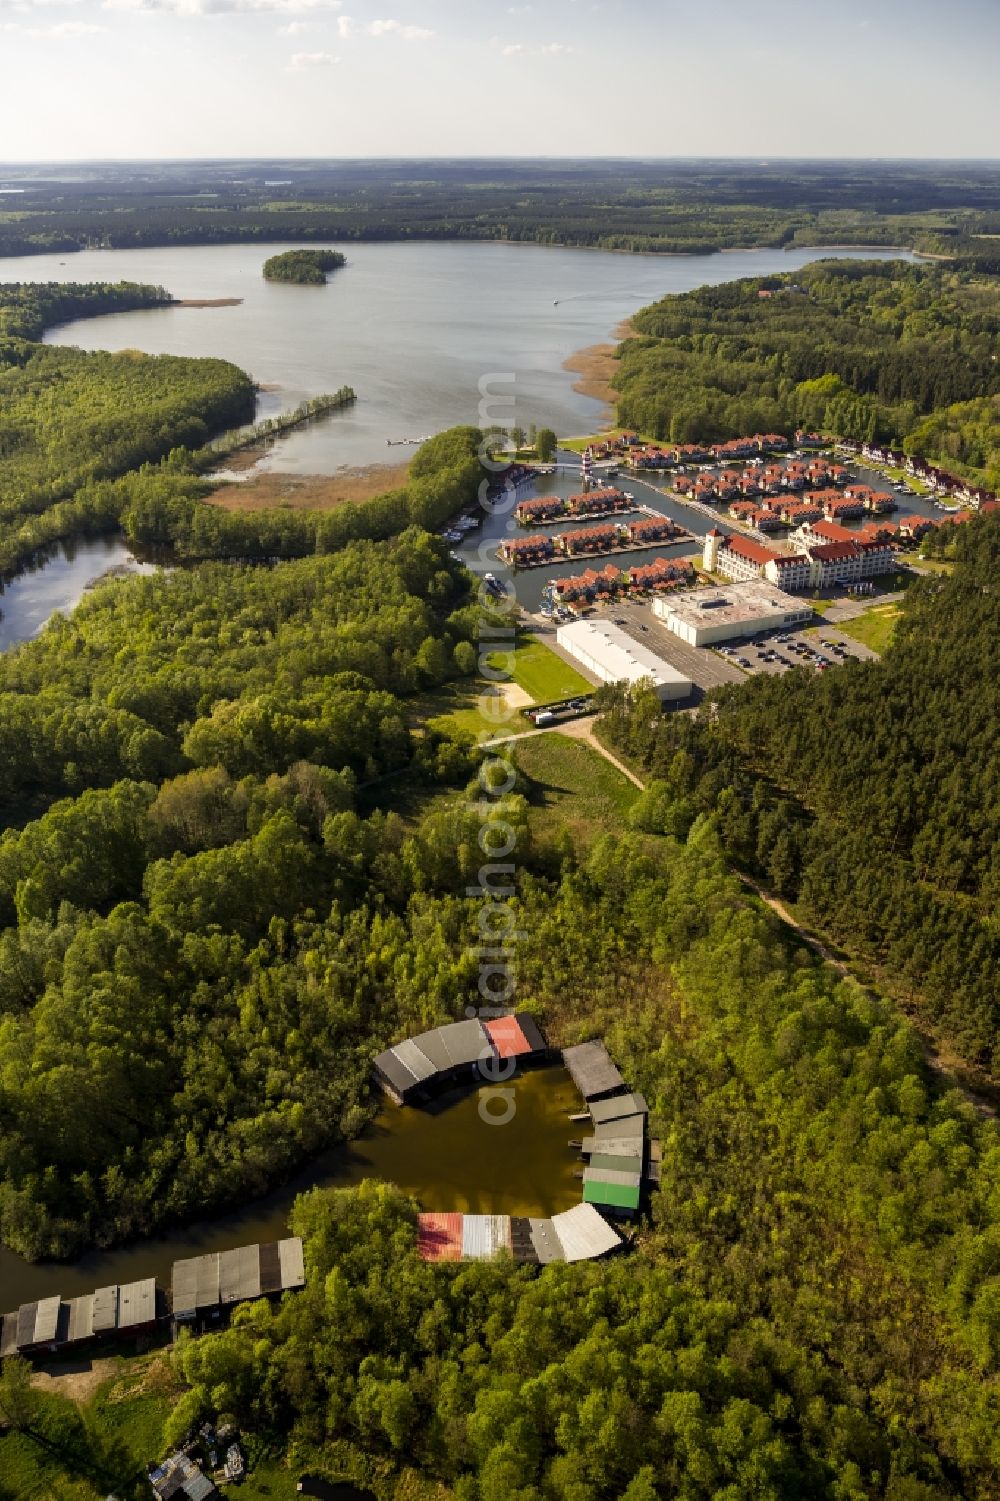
[425,634,592,743]
[489,634,593,704]
[513,732,640,845]
[837,603,902,654]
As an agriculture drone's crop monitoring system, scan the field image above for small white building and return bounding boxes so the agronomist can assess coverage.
[555,619,691,701]
[654,580,813,647]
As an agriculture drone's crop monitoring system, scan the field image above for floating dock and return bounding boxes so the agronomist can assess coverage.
[376,1018,659,1260]
[417,1204,623,1265]
[1,1238,305,1361]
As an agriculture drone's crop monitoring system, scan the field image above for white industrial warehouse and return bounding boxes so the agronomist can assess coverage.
[652,580,813,647]
[556,619,691,701]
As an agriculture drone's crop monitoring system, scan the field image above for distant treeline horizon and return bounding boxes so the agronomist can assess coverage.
[3,158,1000,261]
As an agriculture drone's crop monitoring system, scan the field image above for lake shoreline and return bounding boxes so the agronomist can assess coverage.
[562,318,635,416]
[171,296,243,307]
[206,460,411,512]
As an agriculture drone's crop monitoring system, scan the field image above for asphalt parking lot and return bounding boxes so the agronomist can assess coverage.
[712,624,877,677]
[575,600,880,693]
[608,598,747,692]
[536,596,881,700]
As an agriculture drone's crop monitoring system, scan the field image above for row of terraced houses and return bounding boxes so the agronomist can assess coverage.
[500,515,685,565]
[586,431,828,470]
[843,442,997,509]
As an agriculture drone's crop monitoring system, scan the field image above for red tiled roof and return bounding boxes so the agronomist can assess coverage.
[811,519,855,543]
[722,535,779,566]
[485,1015,532,1059]
[417,1213,464,1262]
[809,541,860,561]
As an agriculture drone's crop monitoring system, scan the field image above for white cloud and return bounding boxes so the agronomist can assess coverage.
[0,0,86,9]
[106,0,342,13]
[286,46,337,66]
[278,16,310,31]
[4,15,103,29]
[500,38,574,58]
[336,15,433,40]
[366,17,433,39]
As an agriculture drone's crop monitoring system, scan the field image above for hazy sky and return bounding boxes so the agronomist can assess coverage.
[2,0,999,161]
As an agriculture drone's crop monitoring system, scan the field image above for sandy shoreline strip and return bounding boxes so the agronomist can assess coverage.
[173,297,244,308]
[205,461,411,513]
[562,318,635,415]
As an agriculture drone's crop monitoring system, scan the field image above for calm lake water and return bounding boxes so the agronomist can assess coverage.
[0,240,918,472]
[0,1066,582,1308]
[0,535,157,651]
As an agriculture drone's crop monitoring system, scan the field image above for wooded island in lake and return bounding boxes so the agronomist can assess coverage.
[262,249,346,284]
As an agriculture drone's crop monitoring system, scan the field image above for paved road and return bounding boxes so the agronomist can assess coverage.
[822,588,906,626]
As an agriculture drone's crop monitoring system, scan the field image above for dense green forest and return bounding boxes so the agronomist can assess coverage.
[614,259,1000,487]
[0,281,171,346]
[3,158,1000,259]
[0,525,490,1259]
[2,218,1000,1497]
[0,282,255,574]
[8,777,1000,1498]
[599,514,1000,1075]
[262,249,346,284]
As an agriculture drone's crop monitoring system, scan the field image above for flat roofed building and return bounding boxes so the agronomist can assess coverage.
[220,1245,261,1306]
[594,1114,646,1141]
[196,1254,220,1310]
[392,1038,438,1084]
[91,1285,118,1334]
[461,1215,511,1261]
[583,1178,642,1213]
[528,1218,565,1264]
[588,1151,643,1176]
[514,1013,547,1054]
[581,1125,647,1156]
[32,1296,61,1347]
[65,1294,95,1345]
[583,1166,642,1190]
[15,1303,36,1349]
[408,1026,453,1074]
[562,1040,626,1101]
[484,1014,539,1059]
[556,619,691,702]
[417,1212,464,1262]
[580,1131,645,1155]
[654,580,813,647]
[118,1278,156,1330]
[440,1018,493,1069]
[278,1237,305,1290]
[258,1241,282,1295]
[589,1092,648,1125]
[551,1204,623,1262]
[171,1254,216,1320]
[373,1046,420,1101]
